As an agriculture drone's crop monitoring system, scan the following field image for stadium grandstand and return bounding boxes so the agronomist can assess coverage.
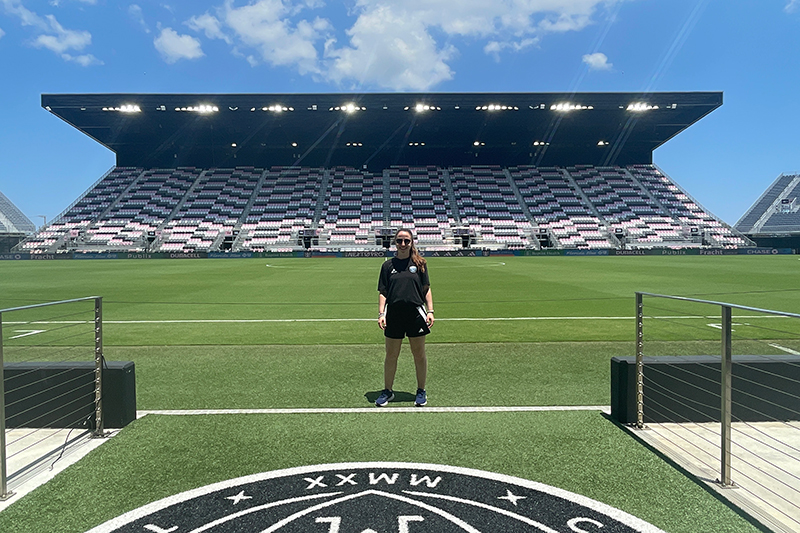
[16,92,753,254]
[735,172,800,250]
[0,191,36,253]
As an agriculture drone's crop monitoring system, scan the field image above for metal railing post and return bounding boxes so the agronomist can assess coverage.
[0,312,15,500]
[635,292,645,429]
[93,297,105,437]
[720,305,733,486]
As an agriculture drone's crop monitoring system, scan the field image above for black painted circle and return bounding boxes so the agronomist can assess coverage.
[86,462,665,533]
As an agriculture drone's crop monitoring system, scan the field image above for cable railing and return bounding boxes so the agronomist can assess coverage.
[0,297,105,500]
[634,292,800,533]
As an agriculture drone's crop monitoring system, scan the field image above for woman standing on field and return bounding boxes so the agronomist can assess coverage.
[375,228,434,407]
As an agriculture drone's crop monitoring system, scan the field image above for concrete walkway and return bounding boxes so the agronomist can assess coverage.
[627,421,800,533]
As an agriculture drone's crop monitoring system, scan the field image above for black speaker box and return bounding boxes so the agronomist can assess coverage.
[611,355,800,424]
[3,361,136,429]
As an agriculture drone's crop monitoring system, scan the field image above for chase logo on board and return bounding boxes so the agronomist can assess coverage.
[85,462,665,533]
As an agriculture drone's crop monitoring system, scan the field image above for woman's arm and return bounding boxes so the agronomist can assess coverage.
[378,293,387,329]
[425,288,434,327]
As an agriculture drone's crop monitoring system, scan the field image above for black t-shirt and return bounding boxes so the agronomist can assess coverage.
[378,256,430,307]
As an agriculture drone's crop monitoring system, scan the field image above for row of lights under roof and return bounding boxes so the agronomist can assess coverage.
[405,104,442,112]
[99,101,675,114]
[229,140,616,148]
[252,105,294,112]
[330,104,367,113]
[102,105,141,113]
[175,105,219,113]
[476,104,520,111]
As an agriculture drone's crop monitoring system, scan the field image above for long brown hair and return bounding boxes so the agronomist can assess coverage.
[395,228,426,273]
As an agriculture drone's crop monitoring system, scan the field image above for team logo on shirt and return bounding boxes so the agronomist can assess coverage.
[409,266,417,273]
[85,462,666,533]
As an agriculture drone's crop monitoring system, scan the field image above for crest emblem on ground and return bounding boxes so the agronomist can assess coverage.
[85,462,666,533]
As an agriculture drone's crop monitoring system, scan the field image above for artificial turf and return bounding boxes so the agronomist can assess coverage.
[0,411,765,533]
[1,255,797,532]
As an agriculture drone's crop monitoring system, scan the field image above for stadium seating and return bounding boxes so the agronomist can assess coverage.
[15,164,754,253]
[734,174,800,234]
[0,192,36,234]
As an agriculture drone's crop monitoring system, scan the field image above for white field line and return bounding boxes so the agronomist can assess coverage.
[137,406,611,417]
[769,343,800,355]
[2,315,792,325]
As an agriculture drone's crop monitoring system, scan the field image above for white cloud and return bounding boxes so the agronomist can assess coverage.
[323,0,615,89]
[128,4,150,33]
[484,38,539,59]
[50,0,97,5]
[33,14,90,53]
[0,27,5,39]
[324,4,455,90]
[2,0,101,64]
[187,12,230,44]
[786,0,799,13]
[64,52,100,65]
[180,0,618,90]
[154,27,205,63]
[2,0,48,29]
[582,51,612,71]
[221,0,326,74]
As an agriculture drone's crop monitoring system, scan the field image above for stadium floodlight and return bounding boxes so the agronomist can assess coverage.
[550,103,593,112]
[473,141,485,146]
[597,140,610,146]
[291,142,298,147]
[103,105,141,113]
[231,143,237,147]
[263,105,292,113]
[411,104,440,112]
[532,141,549,147]
[175,105,219,113]
[478,104,520,111]
[627,102,659,112]
[331,103,365,113]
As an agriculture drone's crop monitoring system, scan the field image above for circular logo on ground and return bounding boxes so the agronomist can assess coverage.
[86,462,665,533]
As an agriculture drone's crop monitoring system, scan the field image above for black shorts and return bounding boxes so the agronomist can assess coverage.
[384,302,430,339]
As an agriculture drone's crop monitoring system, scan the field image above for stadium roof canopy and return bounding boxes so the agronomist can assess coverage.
[42,92,722,170]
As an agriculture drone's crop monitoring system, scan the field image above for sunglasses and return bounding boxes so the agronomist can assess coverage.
[395,238,412,245]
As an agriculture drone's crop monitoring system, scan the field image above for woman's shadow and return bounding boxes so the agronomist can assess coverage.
[364,390,417,404]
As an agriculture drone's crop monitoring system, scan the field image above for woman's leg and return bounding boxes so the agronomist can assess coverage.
[384,337,403,390]
[408,335,427,390]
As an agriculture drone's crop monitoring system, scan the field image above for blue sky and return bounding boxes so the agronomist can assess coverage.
[0,0,798,227]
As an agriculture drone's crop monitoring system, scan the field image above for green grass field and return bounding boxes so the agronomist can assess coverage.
[2,255,798,532]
